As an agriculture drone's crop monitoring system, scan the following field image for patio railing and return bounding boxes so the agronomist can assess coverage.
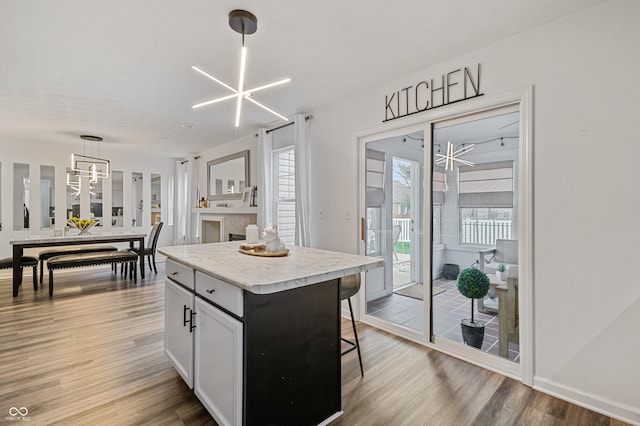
[461,219,512,245]
[393,218,512,246]
[392,218,411,242]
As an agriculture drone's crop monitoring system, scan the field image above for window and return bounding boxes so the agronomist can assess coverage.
[273,147,296,246]
[432,205,442,245]
[365,149,385,255]
[432,166,446,245]
[460,207,513,245]
[458,161,514,245]
[366,206,381,255]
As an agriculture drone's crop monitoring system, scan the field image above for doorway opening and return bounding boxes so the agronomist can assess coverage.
[363,131,425,333]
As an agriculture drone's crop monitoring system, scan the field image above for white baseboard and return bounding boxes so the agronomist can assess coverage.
[534,377,640,426]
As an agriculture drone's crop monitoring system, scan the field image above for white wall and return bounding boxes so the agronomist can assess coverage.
[307,0,640,423]
[0,139,177,257]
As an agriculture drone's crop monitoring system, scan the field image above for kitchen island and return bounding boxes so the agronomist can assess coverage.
[159,242,383,426]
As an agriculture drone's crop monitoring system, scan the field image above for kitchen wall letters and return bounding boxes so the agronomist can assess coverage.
[383,63,482,122]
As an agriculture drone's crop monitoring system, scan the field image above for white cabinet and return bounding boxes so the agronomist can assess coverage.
[165,269,243,426]
[164,279,195,388]
[194,297,243,426]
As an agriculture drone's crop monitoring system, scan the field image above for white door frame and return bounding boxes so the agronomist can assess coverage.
[358,86,534,385]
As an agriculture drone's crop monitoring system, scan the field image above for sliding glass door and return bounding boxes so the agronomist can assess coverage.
[359,106,522,359]
[360,90,532,381]
[430,105,521,362]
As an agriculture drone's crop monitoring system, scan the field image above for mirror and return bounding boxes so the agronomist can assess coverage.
[66,168,80,220]
[207,150,249,201]
[90,176,103,226]
[40,165,55,229]
[14,163,30,230]
[132,172,143,227]
[151,173,161,224]
[111,171,123,227]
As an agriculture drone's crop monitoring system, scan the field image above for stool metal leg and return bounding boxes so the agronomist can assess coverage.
[341,297,364,377]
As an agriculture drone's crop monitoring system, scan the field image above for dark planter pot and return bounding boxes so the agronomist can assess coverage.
[461,318,485,349]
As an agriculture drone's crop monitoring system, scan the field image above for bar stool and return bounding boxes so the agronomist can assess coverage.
[340,273,364,376]
[0,256,38,290]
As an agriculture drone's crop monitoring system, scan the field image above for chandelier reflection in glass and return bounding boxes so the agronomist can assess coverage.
[435,141,475,171]
[67,135,109,193]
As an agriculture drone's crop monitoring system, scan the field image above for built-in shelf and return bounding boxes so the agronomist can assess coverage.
[192,207,258,215]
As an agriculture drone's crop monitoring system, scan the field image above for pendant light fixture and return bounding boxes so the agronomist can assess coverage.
[192,10,291,127]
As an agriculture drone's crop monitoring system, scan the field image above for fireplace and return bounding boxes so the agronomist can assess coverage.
[202,218,223,243]
[197,210,257,244]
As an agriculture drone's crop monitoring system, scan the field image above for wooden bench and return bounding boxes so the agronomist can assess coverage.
[38,245,118,284]
[47,251,138,296]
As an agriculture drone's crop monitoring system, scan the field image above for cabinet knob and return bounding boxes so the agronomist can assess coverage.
[170,271,179,276]
[205,288,216,294]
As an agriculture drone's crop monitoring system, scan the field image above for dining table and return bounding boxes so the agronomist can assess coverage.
[9,231,147,297]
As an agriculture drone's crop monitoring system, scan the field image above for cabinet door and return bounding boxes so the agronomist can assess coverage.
[194,298,243,426]
[164,279,195,388]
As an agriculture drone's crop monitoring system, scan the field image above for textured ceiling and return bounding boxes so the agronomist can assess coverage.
[0,0,604,158]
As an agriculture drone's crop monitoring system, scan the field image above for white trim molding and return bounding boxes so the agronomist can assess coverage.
[534,377,640,426]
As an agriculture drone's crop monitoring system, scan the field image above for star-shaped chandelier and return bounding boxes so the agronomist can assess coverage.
[435,141,475,170]
[192,10,291,127]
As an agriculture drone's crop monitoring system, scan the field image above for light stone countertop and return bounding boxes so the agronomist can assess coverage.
[10,231,147,245]
[159,242,384,294]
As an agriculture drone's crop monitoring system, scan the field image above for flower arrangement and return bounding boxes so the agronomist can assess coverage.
[67,217,98,235]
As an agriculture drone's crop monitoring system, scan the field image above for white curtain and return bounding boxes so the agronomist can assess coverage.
[175,160,188,245]
[173,157,200,245]
[293,114,311,247]
[257,128,273,232]
[187,157,200,244]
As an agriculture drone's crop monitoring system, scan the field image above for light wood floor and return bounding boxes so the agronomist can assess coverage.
[0,262,627,426]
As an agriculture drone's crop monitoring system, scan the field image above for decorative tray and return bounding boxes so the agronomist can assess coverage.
[239,248,289,257]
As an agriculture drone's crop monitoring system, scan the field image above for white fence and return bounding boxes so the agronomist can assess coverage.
[392,218,411,242]
[461,219,512,245]
[393,217,512,246]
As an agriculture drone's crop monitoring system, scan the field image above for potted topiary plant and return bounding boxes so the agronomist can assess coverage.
[456,267,490,349]
[496,263,507,281]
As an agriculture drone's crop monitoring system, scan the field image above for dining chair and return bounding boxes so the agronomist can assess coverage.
[127,221,164,273]
[0,256,38,290]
